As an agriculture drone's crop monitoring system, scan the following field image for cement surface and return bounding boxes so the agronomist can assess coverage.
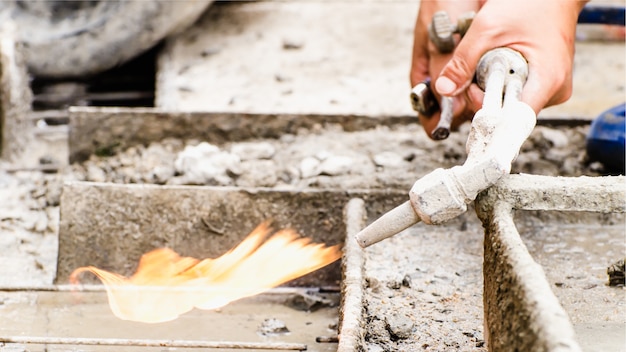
[157,1,625,120]
[0,290,338,352]
[0,1,624,349]
[57,182,352,286]
[516,212,626,352]
[362,211,486,351]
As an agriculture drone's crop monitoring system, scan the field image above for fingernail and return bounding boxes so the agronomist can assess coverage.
[435,76,457,96]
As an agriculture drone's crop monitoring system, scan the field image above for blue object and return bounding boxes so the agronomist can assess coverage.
[578,5,625,26]
[586,103,626,174]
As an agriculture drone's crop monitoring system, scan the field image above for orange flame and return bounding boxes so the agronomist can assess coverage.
[70,221,342,323]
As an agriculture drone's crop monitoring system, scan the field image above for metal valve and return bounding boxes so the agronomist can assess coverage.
[412,10,476,140]
[428,11,475,53]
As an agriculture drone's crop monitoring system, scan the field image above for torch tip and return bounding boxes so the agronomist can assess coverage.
[353,201,421,249]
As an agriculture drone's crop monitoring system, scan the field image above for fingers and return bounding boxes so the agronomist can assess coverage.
[521,58,574,114]
[409,0,485,139]
[434,15,491,97]
[466,84,484,112]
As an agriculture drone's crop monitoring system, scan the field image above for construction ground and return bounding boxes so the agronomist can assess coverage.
[0,1,624,351]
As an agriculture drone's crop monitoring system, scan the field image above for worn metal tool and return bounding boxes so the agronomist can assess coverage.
[356,48,535,248]
[428,11,475,54]
[412,11,475,140]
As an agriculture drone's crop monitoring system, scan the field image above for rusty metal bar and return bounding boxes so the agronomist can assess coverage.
[0,336,307,351]
[337,198,367,352]
[478,201,582,352]
[0,285,328,295]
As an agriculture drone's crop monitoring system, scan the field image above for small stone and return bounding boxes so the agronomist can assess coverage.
[257,318,290,336]
[299,157,321,178]
[230,142,276,160]
[150,166,176,184]
[86,165,106,182]
[315,151,331,161]
[386,279,402,290]
[538,127,569,148]
[282,38,303,50]
[561,157,581,176]
[174,142,240,185]
[319,155,353,176]
[373,151,405,168]
[385,313,413,340]
[366,277,382,293]
[607,258,625,286]
[589,161,605,172]
[402,274,412,288]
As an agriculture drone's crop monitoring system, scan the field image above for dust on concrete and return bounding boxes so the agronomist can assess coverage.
[362,213,487,352]
[0,119,610,352]
[65,123,603,190]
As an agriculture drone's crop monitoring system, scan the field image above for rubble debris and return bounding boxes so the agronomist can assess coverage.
[258,318,290,336]
[607,258,625,287]
[286,291,339,312]
[385,313,414,340]
[173,142,240,185]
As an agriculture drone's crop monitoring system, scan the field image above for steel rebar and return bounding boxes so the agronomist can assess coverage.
[0,336,307,351]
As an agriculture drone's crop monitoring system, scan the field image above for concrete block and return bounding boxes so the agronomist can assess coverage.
[57,181,406,286]
[481,201,582,352]
[68,106,414,163]
[156,2,624,120]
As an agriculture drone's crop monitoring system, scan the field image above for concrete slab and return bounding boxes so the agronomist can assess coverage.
[57,181,406,286]
[157,1,419,116]
[0,290,338,352]
[518,212,626,352]
[156,1,625,120]
[67,106,413,163]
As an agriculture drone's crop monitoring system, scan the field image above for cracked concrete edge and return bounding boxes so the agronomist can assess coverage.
[337,198,366,352]
[481,174,626,213]
[478,200,583,352]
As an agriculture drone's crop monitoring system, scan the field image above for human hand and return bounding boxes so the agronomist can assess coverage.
[411,0,588,139]
[410,0,482,138]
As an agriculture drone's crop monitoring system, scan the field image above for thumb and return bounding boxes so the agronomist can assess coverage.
[434,31,484,97]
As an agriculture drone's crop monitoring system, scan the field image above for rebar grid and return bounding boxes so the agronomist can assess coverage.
[475,174,625,352]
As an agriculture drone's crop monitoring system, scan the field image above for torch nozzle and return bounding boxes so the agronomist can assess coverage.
[355,201,421,248]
